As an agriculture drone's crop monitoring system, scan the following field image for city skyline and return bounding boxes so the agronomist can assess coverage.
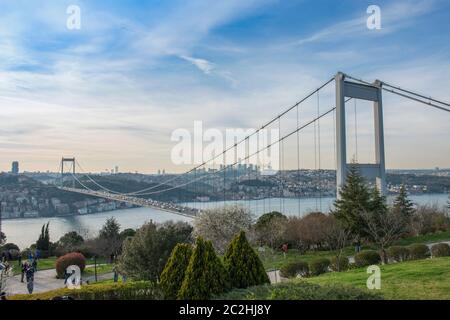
[0,0,449,173]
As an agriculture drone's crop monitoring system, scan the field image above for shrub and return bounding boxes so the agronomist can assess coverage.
[329,256,349,272]
[160,243,193,299]
[223,231,270,288]
[309,258,330,276]
[387,246,410,262]
[55,252,86,279]
[217,281,383,300]
[118,221,192,281]
[1,243,20,252]
[9,281,162,300]
[431,243,450,258]
[354,250,381,267]
[178,237,230,300]
[280,261,309,278]
[407,244,430,260]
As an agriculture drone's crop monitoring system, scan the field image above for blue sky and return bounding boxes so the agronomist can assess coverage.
[0,0,449,173]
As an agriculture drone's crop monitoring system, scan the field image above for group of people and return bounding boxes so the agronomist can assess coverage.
[20,256,38,294]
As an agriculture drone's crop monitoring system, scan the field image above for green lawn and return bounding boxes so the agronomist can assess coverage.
[82,264,114,277]
[305,257,450,300]
[259,230,450,271]
[394,230,450,246]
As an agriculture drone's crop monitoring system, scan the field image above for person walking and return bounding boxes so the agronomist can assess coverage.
[113,266,119,283]
[20,261,27,283]
[25,265,35,294]
[32,258,37,272]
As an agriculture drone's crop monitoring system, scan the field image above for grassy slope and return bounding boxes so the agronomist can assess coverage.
[260,230,450,270]
[305,257,450,300]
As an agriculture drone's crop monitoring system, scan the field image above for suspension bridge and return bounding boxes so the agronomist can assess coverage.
[55,72,450,218]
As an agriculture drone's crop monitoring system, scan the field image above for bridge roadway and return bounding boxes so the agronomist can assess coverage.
[59,187,199,218]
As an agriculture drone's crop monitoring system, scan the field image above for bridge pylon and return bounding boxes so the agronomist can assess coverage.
[61,157,76,188]
[335,72,386,197]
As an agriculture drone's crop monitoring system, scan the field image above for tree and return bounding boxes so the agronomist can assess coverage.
[57,231,84,249]
[120,228,136,240]
[284,212,331,252]
[118,221,192,281]
[393,185,415,219]
[36,222,50,251]
[160,243,193,299]
[254,212,287,248]
[178,237,229,300]
[333,165,371,240]
[323,215,352,271]
[223,231,269,289]
[193,205,253,253]
[361,207,407,264]
[0,232,5,246]
[97,217,122,256]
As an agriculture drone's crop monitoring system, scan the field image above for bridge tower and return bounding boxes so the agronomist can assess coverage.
[335,72,386,197]
[61,157,76,188]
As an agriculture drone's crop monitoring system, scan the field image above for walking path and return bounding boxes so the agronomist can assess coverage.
[5,265,113,296]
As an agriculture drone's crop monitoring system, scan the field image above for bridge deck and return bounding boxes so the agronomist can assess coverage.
[59,187,198,218]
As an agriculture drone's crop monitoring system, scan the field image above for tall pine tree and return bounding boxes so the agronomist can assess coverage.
[333,165,371,238]
[393,185,414,218]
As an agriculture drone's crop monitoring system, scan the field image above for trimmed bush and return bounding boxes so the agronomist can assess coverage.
[55,252,86,278]
[354,250,381,267]
[9,281,162,300]
[309,258,330,276]
[223,231,270,288]
[407,244,430,260]
[330,256,349,272]
[280,261,309,278]
[217,281,383,300]
[387,246,410,262]
[160,243,193,299]
[178,237,230,300]
[431,243,450,257]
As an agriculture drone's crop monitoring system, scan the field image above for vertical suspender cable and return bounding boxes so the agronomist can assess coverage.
[296,104,301,216]
[317,90,322,212]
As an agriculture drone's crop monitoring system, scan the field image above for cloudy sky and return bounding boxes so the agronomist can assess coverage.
[0,0,449,173]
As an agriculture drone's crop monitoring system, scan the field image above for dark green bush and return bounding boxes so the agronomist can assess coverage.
[431,243,450,257]
[223,231,269,288]
[280,261,309,278]
[178,237,230,300]
[10,281,162,300]
[160,243,193,299]
[408,244,430,260]
[309,258,330,276]
[217,281,383,300]
[55,252,86,278]
[329,256,349,272]
[354,250,381,267]
[387,246,410,262]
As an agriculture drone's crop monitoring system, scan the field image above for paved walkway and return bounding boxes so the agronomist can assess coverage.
[5,266,113,296]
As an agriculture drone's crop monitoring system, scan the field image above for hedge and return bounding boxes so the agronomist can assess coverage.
[309,258,330,276]
[329,256,349,272]
[55,252,86,278]
[431,243,450,258]
[217,281,383,300]
[354,250,381,267]
[407,244,430,260]
[9,281,163,300]
[280,261,309,278]
[387,246,409,262]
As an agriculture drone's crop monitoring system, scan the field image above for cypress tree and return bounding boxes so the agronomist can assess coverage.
[393,185,414,218]
[178,237,229,300]
[160,243,193,299]
[223,231,269,289]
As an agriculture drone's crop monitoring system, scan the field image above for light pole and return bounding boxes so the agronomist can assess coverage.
[94,255,97,282]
